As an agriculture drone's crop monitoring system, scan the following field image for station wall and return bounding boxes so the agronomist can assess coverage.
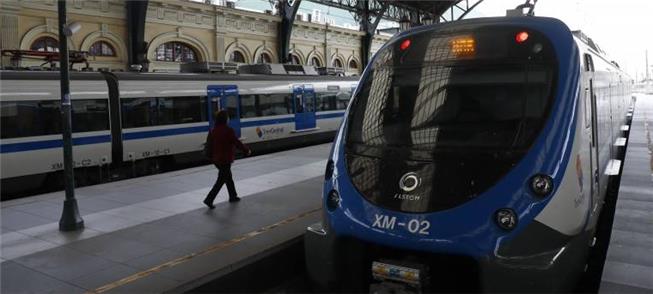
[0,0,391,74]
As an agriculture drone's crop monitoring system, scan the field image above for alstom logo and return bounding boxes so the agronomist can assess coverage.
[256,127,284,138]
[399,172,420,192]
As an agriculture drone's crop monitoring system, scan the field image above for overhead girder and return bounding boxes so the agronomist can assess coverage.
[358,1,388,67]
[441,0,486,22]
[308,0,484,23]
[126,0,148,68]
[297,0,483,67]
[276,0,302,64]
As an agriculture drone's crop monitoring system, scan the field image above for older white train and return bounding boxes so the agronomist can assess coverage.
[0,71,357,198]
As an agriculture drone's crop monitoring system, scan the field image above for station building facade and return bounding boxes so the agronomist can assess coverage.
[0,0,391,74]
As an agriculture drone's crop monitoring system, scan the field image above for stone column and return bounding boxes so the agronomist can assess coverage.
[324,26,331,67]
[215,11,226,62]
[0,0,20,67]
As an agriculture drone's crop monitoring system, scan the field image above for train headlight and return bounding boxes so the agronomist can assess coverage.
[495,209,518,231]
[530,174,553,197]
[326,190,340,211]
[324,160,334,181]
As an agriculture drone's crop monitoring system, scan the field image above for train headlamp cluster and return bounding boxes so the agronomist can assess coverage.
[530,174,554,197]
[326,190,340,211]
[400,39,412,51]
[495,208,518,231]
[515,31,529,44]
[324,160,334,181]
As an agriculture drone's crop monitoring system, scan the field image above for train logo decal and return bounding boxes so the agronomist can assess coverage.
[256,126,285,139]
[399,172,420,192]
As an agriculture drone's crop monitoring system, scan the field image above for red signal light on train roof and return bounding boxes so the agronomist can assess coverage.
[400,39,411,51]
[515,31,529,44]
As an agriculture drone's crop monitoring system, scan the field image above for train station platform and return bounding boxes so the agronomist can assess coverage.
[599,94,653,293]
[1,144,329,293]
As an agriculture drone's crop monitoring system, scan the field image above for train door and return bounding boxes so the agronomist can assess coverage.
[207,85,241,138]
[585,54,600,213]
[293,84,317,131]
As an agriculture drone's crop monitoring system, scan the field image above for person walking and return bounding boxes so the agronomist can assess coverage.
[203,110,251,209]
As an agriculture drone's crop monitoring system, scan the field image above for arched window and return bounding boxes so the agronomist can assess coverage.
[348,60,358,70]
[155,42,198,62]
[290,54,301,65]
[229,50,246,63]
[310,57,322,67]
[333,59,343,68]
[256,52,272,64]
[89,41,115,57]
[31,36,59,52]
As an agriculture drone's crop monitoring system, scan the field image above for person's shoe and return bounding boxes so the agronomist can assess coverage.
[228,197,241,203]
[203,199,215,209]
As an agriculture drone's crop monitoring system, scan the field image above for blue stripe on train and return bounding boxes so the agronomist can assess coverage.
[316,112,345,119]
[240,117,295,127]
[122,126,209,140]
[0,112,345,153]
[0,135,111,153]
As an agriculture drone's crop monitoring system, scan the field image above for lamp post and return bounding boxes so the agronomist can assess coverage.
[58,0,84,231]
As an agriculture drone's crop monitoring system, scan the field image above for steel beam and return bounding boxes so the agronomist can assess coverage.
[277,0,302,63]
[359,1,387,67]
[126,0,148,69]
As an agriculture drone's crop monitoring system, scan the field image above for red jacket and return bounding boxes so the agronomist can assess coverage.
[209,124,249,164]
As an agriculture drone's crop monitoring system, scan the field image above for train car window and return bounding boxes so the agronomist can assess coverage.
[337,88,352,110]
[584,54,595,72]
[584,82,592,128]
[157,96,204,125]
[121,97,157,128]
[345,26,558,213]
[121,96,205,128]
[295,94,304,113]
[304,91,316,112]
[200,96,208,121]
[72,100,110,132]
[316,92,337,111]
[258,94,293,116]
[1,99,109,139]
[240,95,258,118]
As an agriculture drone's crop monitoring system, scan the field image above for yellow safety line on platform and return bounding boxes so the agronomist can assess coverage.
[88,207,321,294]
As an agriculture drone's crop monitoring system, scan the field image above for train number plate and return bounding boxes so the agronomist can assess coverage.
[372,214,430,235]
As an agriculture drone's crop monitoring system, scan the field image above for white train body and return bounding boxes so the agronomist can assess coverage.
[0,71,357,197]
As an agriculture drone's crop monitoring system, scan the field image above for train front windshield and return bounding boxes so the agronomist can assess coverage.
[346,26,558,213]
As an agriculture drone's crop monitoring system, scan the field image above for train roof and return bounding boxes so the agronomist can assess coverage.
[0,70,359,82]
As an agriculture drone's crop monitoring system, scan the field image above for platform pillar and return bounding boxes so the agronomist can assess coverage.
[57,0,84,232]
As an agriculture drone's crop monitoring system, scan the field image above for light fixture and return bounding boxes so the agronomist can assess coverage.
[326,190,340,211]
[515,31,529,44]
[64,22,81,37]
[324,160,334,181]
[399,39,411,51]
[495,209,518,231]
[530,174,553,197]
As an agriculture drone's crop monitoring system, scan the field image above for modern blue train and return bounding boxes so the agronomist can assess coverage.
[0,71,357,199]
[305,16,633,292]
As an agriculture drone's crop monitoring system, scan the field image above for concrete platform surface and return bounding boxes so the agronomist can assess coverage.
[1,143,330,293]
[599,94,653,293]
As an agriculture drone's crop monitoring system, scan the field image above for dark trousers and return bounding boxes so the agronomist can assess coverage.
[204,163,237,203]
